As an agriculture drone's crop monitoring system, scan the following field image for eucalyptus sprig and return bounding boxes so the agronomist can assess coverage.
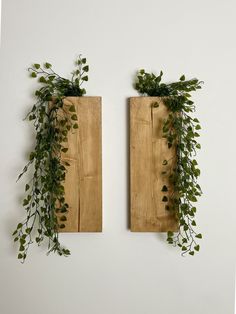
[13,55,89,262]
[135,70,203,256]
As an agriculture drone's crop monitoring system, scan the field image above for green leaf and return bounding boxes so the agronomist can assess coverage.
[152,102,159,108]
[161,185,168,192]
[180,75,185,81]
[189,195,197,202]
[29,114,36,121]
[19,245,24,251]
[18,253,23,259]
[192,159,198,166]
[82,75,88,81]
[23,199,28,206]
[71,114,77,120]
[60,215,67,221]
[194,245,200,251]
[61,148,68,153]
[82,65,89,72]
[183,225,188,231]
[34,64,40,69]
[181,204,188,211]
[194,168,201,176]
[167,231,174,237]
[162,196,168,202]
[69,105,76,112]
[81,58,86,64]
[39,76,46,83]
[44,62,52,69]
[48,75,55,81]
[25,184,30,191]
[73,123,79,129]
[31,72,37,78]
[195,233,202,239]
[20,238,26,244]
[189,251,195,256]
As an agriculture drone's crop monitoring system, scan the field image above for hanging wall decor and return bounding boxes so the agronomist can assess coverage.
[130,70,203,255]
[13,55,102,262]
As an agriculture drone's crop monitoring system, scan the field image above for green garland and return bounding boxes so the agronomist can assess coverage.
[135,70,203,256]
[13,55,89,262]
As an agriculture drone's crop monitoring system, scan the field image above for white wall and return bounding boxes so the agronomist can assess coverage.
[0,0,236,313]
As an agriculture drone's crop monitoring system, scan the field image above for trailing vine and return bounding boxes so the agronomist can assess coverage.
[135,70,203,256]
[13,55,89,262]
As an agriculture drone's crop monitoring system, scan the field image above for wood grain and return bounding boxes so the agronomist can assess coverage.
[58,97,102,232]
[130,97,178,232]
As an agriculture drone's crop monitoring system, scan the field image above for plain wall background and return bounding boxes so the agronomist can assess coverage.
[0,0,236,313]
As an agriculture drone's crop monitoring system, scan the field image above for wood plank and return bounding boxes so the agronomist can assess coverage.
[59,97,102,232]
[76,97,102,232]
[130,97,178,232]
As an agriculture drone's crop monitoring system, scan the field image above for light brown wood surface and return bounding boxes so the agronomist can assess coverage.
[130,97,178,232]
[58,97,102,232]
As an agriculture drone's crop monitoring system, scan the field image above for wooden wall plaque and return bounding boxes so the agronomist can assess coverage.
[58,97,102,232]
[130,97,178,232]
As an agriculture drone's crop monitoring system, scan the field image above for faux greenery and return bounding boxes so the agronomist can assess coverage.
[135,70,203,256]
[13,55,89,262]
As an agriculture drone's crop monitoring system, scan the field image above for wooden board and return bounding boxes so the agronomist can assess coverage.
[58,97,102,232]
[130,97,178,232]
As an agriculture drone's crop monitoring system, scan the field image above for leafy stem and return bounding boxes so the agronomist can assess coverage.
[135,70,203,256]
[13,55,89,262]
